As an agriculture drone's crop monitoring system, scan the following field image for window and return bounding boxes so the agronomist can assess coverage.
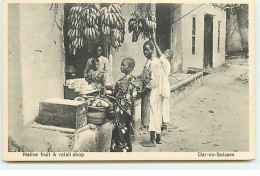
[192,17,196,55]
[217,21,221,53]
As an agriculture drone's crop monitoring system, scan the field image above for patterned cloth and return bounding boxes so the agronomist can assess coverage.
[110,75,139,152]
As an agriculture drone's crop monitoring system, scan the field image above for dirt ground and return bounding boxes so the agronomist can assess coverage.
[133,58,249,152]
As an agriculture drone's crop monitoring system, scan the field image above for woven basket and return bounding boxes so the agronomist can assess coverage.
[84,96,110,125]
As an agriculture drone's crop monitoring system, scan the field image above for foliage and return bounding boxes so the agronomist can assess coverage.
[210,3,248,16]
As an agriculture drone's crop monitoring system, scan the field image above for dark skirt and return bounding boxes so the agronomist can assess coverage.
[141,89,151,127]
[110,112,134,152]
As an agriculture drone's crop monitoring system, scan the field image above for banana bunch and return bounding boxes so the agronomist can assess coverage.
[102,25,110,35]
[100,4,125,30]
[128,14,145,42]
[68,28,82,39]
[67,3,126,53]
[145,12,157,34]
[100,4,125,49]
[82,4,101,42]
[110,28,123,48]
[67,4,102,55]
[128,11,157,42]
[82,4,101,26]
[69,38,84,54]
[68,6,85,29]
[68,5,85,54]
[84,26,100,41]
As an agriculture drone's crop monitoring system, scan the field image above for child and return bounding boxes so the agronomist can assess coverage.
[84,45,111,82]
[108,57,139,152]
[85,59,106,89]
[153,39,174,137]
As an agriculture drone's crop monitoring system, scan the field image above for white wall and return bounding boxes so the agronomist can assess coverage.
[17,4,65,124]
[8,4,24,138]
[181,4,226,71]
[212,9,226,68]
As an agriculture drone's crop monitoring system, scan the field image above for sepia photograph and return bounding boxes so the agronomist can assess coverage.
[1,0,255,161]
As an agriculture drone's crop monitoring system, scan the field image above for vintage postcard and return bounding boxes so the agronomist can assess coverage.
[1,0,255,161]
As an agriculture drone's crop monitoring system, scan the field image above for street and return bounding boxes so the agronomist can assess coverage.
[133,58,249,152]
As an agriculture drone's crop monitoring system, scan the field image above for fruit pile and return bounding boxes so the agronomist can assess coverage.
[128,12,156,42]
[74,96,110,108]
[100,4,126,48]
[85,97,110,108]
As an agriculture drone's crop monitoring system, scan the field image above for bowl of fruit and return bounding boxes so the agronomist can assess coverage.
[83,96,111,125]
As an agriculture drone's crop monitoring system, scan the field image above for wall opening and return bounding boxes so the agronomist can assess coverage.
[63,4,110,80]
[156,4,171,53]
[192,16,196,55]
[203,14,214,69]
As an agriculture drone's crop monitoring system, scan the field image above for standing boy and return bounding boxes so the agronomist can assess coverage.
[152,38,174,134]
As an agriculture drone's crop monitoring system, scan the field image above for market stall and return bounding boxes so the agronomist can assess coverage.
[31,3,158,152]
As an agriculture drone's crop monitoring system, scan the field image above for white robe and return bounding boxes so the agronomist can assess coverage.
[147,57,162,134]
[159,55,171,123]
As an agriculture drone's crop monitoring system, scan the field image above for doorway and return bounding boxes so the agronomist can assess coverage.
[203,14,214,69]
[156,4,171,53]
[63,4,109,79]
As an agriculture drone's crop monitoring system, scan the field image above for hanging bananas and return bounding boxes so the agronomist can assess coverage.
[67,3,125,54]
[84,27,100,41]
[110,28,124,48]
[100,4,125,49]
[145,12,157,34]
[128,11,157,42]
[67,5,85,54]
[67,4,102,55]
[82,4,101,42]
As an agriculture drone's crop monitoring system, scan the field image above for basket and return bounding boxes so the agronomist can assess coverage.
[83,96,111,125]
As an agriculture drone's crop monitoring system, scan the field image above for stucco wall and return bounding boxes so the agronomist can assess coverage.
[8,4,24,138]
[111,4,156,82]
[9,3,66,127]
[180,4,226,71]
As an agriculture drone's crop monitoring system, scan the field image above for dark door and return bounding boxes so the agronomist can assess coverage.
[204,14,214,69]
[156,4,171,53]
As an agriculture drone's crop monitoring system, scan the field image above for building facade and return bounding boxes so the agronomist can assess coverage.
[171,4,226,71]
[8,3,226,148]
